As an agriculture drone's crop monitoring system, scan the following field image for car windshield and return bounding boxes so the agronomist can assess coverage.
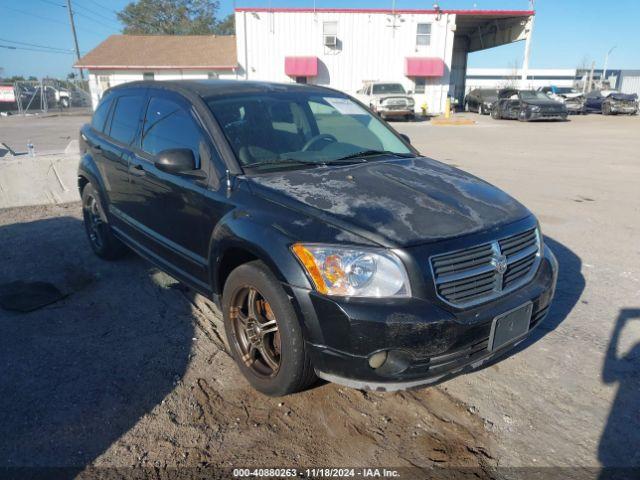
[554,87,576,94]
[207,92,414,171]
[520,91,550,101]
[372,84,406,95]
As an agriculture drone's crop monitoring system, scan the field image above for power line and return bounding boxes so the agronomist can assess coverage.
[33,0,119,31]
[0,44,75,55]
[0,37,74,53]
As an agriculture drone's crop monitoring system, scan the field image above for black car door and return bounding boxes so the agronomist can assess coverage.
[94,89,147,221]
[124,90,226,289]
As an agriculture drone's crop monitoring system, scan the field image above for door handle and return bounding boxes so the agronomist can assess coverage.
[129,163,146,176]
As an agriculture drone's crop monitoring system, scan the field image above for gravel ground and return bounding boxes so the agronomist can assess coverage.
[0,112,638,476]
[0,203,495,475]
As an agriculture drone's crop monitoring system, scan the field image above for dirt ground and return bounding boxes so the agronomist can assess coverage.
[0,203,495,476]
[1,112,639,476]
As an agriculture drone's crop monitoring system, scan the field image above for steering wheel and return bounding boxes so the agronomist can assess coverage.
[301,134,338,152]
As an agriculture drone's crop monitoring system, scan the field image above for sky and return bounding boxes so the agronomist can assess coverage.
[1,0,639,79]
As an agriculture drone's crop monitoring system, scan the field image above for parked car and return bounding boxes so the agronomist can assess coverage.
[355,82,415,121]
[538,86,586,114]
[584,90,638,115]
[464,88,499,115]
[17,85,70,109]
[79,80,558,396]
[492,89,568,121]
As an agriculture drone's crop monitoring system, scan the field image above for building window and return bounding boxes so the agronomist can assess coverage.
[416,23,431,46]
[323,21,338,47]
[143,72,155,81]
[414,77,426,94]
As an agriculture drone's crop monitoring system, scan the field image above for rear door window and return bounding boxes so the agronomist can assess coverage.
[141,97,205,167]
[109,95,146,145]
[91,96,114,132]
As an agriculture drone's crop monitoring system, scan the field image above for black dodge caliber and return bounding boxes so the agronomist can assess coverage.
[79,80,558,396]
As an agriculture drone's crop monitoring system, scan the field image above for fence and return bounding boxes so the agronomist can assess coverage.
[0,79,91,115]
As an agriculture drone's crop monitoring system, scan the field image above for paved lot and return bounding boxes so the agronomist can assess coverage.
[1,112,639,474]
[0,112,88,155]
[396,113,640,468]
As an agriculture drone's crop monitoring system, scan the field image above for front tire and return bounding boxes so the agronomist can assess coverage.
[491,107,500,120]
[222,261,316,396]
[81,183,127,260]
[602,103,612,115]
[479,104,485,115]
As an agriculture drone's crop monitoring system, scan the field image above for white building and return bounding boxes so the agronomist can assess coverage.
[77,7,536,114]
[465,68,579,92]
[235,7,535,113]
[75,35,239,108]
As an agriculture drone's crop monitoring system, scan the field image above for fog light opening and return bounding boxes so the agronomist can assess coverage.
[368,351,388,369]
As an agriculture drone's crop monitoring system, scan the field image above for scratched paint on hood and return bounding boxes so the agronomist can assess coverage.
[248,157,530,247]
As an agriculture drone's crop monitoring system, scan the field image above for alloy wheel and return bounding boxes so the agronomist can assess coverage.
[84,194,104,250]
[229,287,281,378]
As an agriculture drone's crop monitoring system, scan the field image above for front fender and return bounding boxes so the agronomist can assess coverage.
[208,210,313,297]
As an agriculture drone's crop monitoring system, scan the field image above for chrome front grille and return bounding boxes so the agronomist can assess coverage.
[430,228,541,308]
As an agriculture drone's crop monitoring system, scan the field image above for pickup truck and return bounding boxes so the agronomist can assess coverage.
[355,82,415,121]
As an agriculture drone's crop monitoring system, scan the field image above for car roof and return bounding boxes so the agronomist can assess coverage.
[108,79,339,100]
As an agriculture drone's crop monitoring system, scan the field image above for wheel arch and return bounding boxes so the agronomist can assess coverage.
[208,217,311,299]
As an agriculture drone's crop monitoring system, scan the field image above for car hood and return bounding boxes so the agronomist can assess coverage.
[609,93,638,101]
[371,93,412,100]
[247,157,531,247]
[523,98,564,107]
[559,92,583,99]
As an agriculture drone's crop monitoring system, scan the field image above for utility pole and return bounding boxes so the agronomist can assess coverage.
[602,46,616,89]
[66,0,84,80]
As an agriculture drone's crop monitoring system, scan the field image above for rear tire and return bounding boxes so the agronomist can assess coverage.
[602,103,612,115]
[81,183,127,260]
[479,104,485,115]
[491,107,500,120]
[222,260,316,396]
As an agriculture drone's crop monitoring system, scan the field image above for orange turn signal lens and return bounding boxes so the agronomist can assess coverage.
[291,243,328,294]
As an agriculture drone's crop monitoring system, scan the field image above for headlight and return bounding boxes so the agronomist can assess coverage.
[291,244,411,298]
[408,98,415,106]
[529,105,541,112]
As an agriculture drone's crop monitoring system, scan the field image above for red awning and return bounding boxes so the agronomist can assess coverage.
[285,56,318,77]
[405,57,445,77]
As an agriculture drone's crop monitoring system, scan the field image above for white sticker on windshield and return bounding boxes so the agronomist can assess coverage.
[324,97,368,115]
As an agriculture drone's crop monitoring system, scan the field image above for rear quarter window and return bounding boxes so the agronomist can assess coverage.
[91,96,114,132]
[109,94,146,145]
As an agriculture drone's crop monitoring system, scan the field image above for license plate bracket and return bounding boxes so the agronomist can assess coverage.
[489,302,533,351]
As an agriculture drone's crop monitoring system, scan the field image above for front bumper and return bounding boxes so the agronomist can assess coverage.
[376,106,414,117]
[565,103,585,114]
[289,243,558,392]
[528,110,568,121]
[610,104,638,114]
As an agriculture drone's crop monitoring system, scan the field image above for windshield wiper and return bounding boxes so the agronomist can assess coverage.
[242,158,326,169]
[333,150,416,162]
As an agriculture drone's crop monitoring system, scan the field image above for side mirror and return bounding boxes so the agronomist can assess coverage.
[400,134,411,144]
[407,90,414,95]
[155,148,196,174]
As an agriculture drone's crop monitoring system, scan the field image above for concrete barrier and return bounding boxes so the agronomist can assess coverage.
[0,153,80,209]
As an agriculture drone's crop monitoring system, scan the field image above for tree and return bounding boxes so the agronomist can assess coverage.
[117,0,221,35]
[213,13,234,35]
